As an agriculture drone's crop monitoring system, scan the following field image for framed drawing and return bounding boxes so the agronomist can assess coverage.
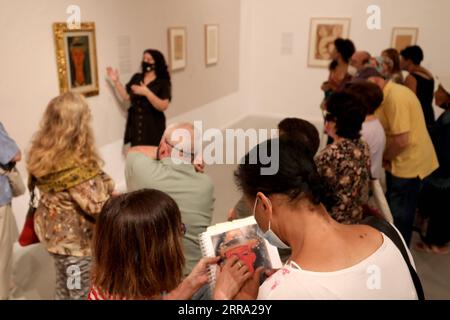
[308,18,351,68]
[205,24,219,66]
[53,22,99,97]
[391,28,419,52]
[168,27,187,71]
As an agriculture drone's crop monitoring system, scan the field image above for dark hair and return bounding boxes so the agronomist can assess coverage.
[326,91,367,140]
[345,81,384,115]
[278,118,320,155]
[334,38,356,64]
[144,49,172,84]
[329,59,338,71]
[235,138,332,207]
[361,51,372,65]
[400,45,424,65]
[92,189,184,299]
[382,48,402,73]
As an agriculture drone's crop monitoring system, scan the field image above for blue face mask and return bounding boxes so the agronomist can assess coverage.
[253,197,290,249]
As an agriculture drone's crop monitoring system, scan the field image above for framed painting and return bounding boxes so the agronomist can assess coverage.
[308,18,351,68]
[205,24,219,66]
[53,22,99,97]
[168,27,187,71]
[391,27,419,52]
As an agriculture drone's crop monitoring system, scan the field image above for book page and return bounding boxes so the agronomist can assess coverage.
[199,217,283,289]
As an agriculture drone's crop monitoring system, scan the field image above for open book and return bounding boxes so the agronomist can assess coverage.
[199,216,283,289]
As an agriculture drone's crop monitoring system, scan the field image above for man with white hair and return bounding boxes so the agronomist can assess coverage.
[125,123,214,276]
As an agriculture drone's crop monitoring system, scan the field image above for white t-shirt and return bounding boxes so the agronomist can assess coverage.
[257,233,418,300]
[361,119,386,180]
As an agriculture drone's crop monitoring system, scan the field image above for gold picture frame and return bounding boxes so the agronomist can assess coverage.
[205,24,219,66]
[53,22,99,97]
[391,27,419,52]
[168,27,187,71]
[307,18,351,68]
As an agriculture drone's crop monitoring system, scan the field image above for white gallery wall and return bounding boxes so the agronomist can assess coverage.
[246,0,450,121]
[0,0,250,229]
[3,0,449,164]
[0,0,243,154]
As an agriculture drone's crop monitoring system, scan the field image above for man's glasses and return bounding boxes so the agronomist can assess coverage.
[165,139,195,158]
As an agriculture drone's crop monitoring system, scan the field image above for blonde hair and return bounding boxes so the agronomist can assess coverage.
[27,92,103,178]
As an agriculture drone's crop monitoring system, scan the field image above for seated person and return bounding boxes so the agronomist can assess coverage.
[315,92,371,224]
[90,189,249,300]
[216,138,419,300]
[125,123,214,276]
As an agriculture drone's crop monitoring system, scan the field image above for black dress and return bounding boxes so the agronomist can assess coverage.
[124,74,171,147]
[418,109,450,246]
[411,73,435,129]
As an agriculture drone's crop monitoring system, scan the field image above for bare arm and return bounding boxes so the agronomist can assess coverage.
[113,80,130,102]
[145,90,169,112]
[107,67,130,102]
[131,82,170,112]
[384,132,410,161]
[404,75,417,94]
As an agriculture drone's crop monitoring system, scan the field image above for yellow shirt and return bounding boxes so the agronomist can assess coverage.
[375,81,439,179]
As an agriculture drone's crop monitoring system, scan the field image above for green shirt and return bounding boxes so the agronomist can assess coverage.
[125,152,215,275]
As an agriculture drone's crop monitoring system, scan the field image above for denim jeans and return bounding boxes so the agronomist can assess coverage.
[385,172,422,247]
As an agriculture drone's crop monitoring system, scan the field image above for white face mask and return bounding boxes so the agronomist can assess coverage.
[348,65,358,77]
[253,197,290,249]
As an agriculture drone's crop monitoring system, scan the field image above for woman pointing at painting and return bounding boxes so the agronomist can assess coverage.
[107,49,172,147]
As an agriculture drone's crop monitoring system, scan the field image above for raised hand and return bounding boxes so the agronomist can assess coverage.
[106,67,119,83]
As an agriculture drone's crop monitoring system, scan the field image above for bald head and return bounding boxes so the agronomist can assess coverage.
[159,123,200,163]
[350,51,372,72]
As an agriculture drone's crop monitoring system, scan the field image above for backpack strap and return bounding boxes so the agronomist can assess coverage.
[363,216,425,300]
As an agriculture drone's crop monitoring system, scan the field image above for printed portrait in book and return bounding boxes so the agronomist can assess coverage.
[212,225,272,274]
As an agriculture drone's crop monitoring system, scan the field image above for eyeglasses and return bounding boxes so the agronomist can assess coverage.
[165,139,195,158]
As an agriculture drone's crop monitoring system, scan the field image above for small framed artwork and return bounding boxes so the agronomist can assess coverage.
[168,27,187,71]
[391,27,419,52]
[53,22,99,97]
[205,24,219,66]
[308,18,351,68]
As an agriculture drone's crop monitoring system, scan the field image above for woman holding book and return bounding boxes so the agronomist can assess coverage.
[223,138,420,300]
[89,189,252,300]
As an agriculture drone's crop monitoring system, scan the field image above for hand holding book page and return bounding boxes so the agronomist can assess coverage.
[199,216,282,290]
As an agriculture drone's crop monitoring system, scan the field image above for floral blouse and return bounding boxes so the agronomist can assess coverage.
[315,139,371,224]
[34,172,115,257]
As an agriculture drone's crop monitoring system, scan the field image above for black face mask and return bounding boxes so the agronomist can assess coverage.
[142,61,155,73]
